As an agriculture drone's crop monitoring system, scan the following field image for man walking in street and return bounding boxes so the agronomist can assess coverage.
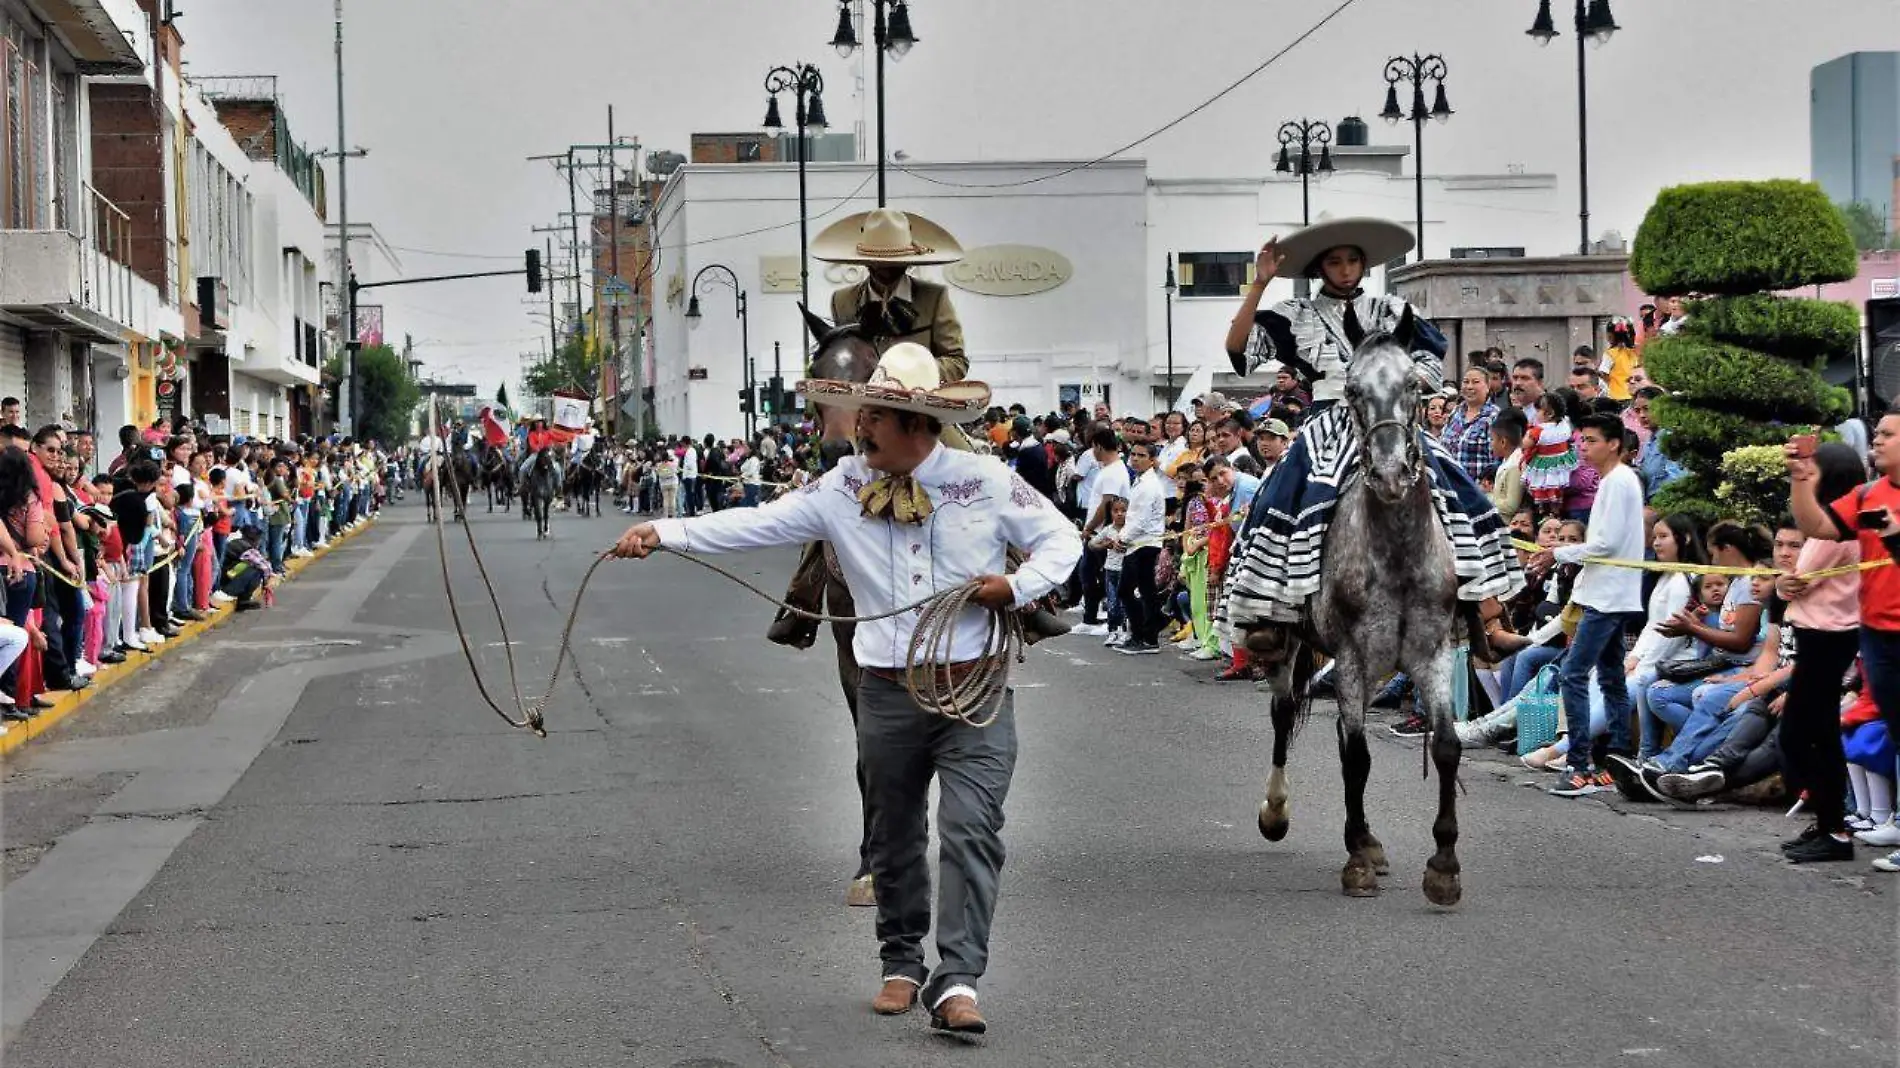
[1112,439,1167,655]
[611,343,1081,1035]
[1529,412,1644,795]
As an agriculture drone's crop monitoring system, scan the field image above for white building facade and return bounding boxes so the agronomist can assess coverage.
[649,159,1148,442]
[647,138,1578,439]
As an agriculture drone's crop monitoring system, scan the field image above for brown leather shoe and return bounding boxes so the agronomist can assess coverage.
[929,993,987,1035]
[871,977,919,1015]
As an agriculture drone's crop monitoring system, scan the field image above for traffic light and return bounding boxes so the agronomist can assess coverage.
[525,249,543,293]
[767,376,790,420]
[738,386,754,415]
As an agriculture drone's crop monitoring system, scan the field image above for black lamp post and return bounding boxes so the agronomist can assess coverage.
[685,263,752,437]
[1380,53,1453,262]
[1162,254,1177,410]
[1528,0,1620,255]
[763,63,828,342]
[830,0,918,207]
[1275,118,1335,226]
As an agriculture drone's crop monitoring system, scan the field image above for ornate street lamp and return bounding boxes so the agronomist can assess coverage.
[762,62,827,340]
[1275,118,1335,227]
[686,263,753,436]
[1381,53,1451,262]
[1529,0,1621,254]
[829,0,919,206]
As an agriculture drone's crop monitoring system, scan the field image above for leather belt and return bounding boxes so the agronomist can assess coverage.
[864,658,998,687]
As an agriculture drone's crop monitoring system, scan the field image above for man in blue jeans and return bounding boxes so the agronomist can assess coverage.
[1527,414,1646,796]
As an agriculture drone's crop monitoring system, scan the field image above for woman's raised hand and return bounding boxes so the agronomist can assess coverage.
[1254,237,1286,283]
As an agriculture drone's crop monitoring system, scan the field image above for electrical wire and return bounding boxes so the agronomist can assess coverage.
[894,0,1362,191]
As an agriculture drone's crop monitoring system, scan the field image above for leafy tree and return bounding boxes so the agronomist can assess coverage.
[522,335,598,400]
[324,343,422,445]
[496,382,511,411]
[1836,199,1898,252]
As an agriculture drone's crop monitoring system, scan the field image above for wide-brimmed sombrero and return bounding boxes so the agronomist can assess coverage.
[1276,216,1415,279]
[811,208,964,267]
[796,342,991,424]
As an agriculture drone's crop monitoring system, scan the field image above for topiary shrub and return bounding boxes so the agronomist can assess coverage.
[1633,179,1862,519]
[1714,444,1794,528]
[1630,180,1859,296]
[1650,475,1725,527]
[1684,294,1861,363]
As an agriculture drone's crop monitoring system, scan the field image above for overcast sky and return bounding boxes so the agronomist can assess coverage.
[179,0,1900,396]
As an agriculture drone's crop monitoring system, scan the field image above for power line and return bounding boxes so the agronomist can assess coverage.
[384,244,525,261]
[666,170,878,253]
[895,0,1362,191]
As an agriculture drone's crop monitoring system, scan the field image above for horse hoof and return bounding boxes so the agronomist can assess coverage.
[1341,858,1380,898]
[1257,801,1290,842]
[1363,841,1389,877]
[1423,857,1462,908]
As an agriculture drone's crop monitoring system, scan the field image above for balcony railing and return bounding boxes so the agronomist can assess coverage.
[80,182,133,325]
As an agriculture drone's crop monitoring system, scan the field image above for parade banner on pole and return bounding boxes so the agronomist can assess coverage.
[548,390,590,446]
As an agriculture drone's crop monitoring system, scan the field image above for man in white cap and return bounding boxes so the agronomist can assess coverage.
[612,343,1081,1037]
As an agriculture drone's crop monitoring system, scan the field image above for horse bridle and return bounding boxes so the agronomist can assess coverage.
[1356,414,1424,485]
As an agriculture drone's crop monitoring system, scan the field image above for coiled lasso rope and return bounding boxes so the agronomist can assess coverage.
[427,399,1022,734]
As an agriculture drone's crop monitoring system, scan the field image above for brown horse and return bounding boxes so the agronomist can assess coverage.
[777,305,882,903]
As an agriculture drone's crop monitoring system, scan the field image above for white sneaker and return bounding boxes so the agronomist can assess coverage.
[1855,821,1900,848]
[138,628,164,645]
[1187,647,1221,661]
[74,659,95,677]
[211,592,235,605]
[1172,637,1201,650]
[1873,850,1900,873]
[1103,630,1128,648]
[1070,623,1107,637]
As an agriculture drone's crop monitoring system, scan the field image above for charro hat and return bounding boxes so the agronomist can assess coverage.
[1276,216,1416,279]
[811,208,964,267]
[796,342,991,424]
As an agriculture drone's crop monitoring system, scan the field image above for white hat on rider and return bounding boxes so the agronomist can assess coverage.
[796,341,990,424]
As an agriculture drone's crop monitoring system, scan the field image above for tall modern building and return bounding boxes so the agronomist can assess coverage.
[1813,52,1900,229]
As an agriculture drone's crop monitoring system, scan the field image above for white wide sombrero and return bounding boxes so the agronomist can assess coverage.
[811,208,964,267]
[1276,216,1416,279]
[796,342,991,424]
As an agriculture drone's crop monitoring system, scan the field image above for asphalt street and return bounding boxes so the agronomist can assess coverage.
[3,499,1894,1068]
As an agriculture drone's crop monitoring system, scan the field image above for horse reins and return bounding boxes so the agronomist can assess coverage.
[427,398,1023,735]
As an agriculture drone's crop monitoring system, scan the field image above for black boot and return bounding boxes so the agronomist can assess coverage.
[767,542,829,650]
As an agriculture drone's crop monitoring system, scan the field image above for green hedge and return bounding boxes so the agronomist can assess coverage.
[1649,474,1725,526]
[1650,395,1814,471]
[1683,294,1862,363]
[1630,180,1859,296]
[1644,336,1850,425]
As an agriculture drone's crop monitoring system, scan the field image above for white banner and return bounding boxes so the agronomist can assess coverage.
[551,394,590,431]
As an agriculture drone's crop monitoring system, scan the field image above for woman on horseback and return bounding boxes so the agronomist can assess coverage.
[517,418,554,484]
[1219,217,1522,655]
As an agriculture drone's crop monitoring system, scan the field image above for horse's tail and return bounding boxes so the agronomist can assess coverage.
[1285,642,1323,740]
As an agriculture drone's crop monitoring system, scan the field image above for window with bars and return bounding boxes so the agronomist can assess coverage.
[1176,252,1257,298]
[236,408,251,435]
[1,14,47,230]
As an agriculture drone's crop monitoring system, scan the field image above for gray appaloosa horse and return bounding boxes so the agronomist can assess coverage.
[1256,308,1467,907]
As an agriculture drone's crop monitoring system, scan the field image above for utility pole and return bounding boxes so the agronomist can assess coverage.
[333,0,351,434]
[606,106,621,441]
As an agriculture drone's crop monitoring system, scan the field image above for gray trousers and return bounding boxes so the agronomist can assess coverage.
[856,673,1016,1002]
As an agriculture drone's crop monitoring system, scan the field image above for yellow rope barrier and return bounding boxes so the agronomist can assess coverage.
[1509,537,1889,582]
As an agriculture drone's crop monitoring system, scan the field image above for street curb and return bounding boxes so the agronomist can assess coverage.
[0,517,379,759]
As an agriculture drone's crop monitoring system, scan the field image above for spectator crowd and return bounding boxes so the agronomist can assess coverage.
[0,406,389,736]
